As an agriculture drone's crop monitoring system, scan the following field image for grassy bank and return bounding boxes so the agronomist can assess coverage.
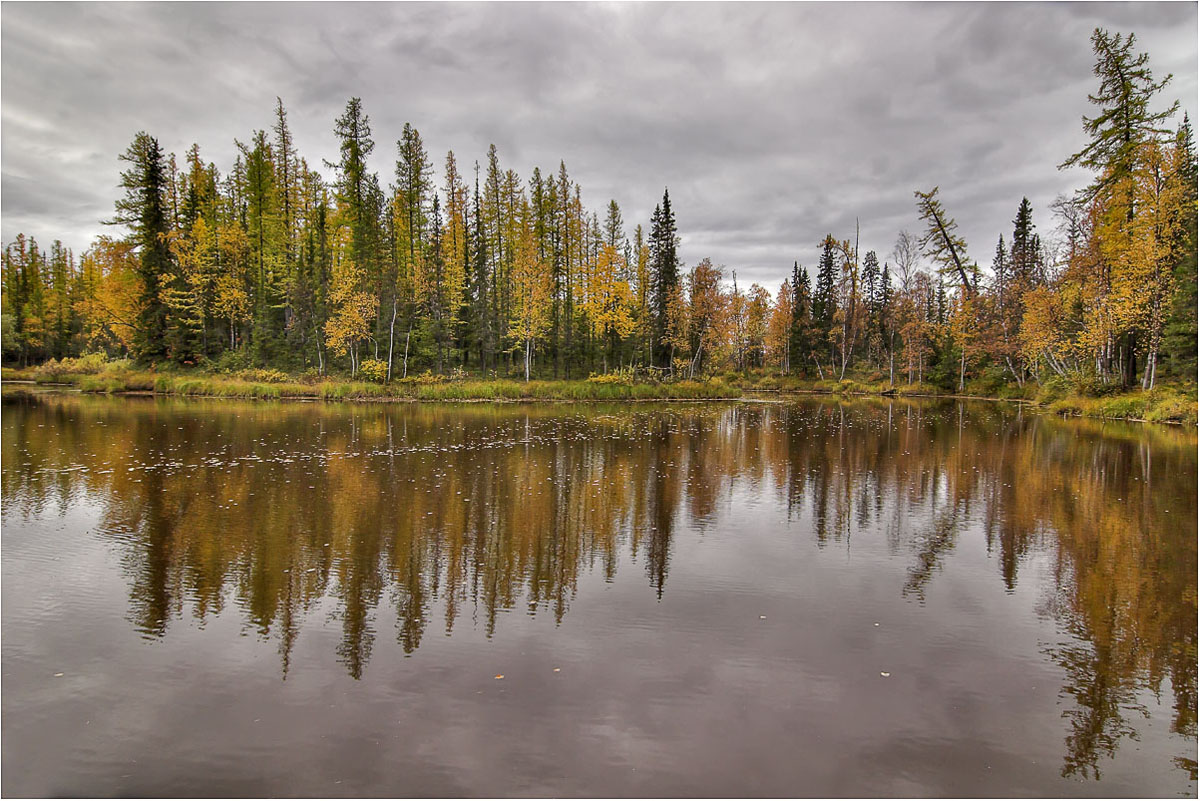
[3,358,740,402]
[1033,381,1197,425]
[728,371,1035,400]
[726,370,1196,425]
[4,357,1194,424]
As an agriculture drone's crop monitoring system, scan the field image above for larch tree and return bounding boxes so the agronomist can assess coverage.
[767,279,793,374]
[509,204,553,381]
[1058,28,1180,385]
[685,258,726,378]
[914,187,974,295]
[586,242,635,372]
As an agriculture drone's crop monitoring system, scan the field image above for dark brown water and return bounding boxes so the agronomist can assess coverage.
[2,390,1195,797]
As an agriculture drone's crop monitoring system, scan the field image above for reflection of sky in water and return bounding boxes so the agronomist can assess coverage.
[1,393,1195,797]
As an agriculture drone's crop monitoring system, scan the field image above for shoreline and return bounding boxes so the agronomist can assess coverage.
[3,374,1194,426]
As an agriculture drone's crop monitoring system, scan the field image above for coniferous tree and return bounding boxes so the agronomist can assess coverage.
[332,97,377,293]
[914,187,974,294]
[392,122,433,378]
[861,250,880,363]
[789,261,812,376]
[1011,197,1037,285]
[1162,114,1198,378]
[878,262,897,384]
[471,164,493,371]
[1059,29,1180,385]
[111,131,173,361]
[243,129,284,365]
[1061,28,1179,199]
[812,236,838,367]
[649,188,679,368]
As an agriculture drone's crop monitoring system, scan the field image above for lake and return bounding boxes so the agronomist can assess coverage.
[2,390,1195,797]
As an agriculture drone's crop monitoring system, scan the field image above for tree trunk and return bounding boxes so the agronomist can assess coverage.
[1122,333,1137,387]
[402,324,412,379]
[386,297,398,382]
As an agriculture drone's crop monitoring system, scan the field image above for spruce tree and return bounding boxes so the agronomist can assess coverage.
[1011,197,1037,285]
[1163,113,1199,377]
[789,261,811,375]
[649,188,679,368]
[111,132,173,361]
[812,236,838,365]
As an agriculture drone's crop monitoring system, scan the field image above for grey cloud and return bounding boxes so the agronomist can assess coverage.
[2,1,1195,292]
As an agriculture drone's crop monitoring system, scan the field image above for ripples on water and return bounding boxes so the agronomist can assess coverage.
[1,391,1195,796]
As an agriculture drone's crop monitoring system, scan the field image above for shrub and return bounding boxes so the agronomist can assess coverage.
[964,366,1007,397]
[357,359,389,384]
[586,370,631,385]
[415,370,445,385]
[33,352,118,380]
[1054,372,1122,398]
[212,349,252,374]
[231,368,291,384]
[1034,375,1072,404]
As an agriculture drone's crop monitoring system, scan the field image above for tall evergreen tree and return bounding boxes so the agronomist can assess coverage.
[243,130,284,364]
[1011,197,1037,284]
[788,261,811,375]
[332,97,376,284]
[812,235,838,366]
[110,131,173,361]
[649,188,679,368]
[1163,113,1199,378]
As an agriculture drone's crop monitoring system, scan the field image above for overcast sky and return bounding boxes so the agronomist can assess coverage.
[2,2,1195,289]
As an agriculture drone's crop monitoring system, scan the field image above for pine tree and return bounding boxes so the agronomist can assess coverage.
[110,131,173,361]
[471,163,493,371]
[787,261,809,375]
[327,98,381,373]
[331,97,377,307]
[1011,197,1037,285]
[1162,114,1198,378]
[649,188,679,368]
[604,200,625,252]
[242,130,284,365]
[392,122,433,378]
[861,250,880,363]
[273,98,298,269]
[878,262,897,384]
[812,236,838,368]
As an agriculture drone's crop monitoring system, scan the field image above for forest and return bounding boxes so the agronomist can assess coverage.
[2,28,1196,400]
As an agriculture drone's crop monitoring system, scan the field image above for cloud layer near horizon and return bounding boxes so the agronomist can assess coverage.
[2,2,1195,288]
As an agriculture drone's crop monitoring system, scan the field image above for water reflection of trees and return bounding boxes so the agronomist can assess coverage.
[2,392,1195,778]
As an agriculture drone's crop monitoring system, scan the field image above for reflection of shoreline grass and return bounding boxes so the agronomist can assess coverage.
[3,362,1194,423]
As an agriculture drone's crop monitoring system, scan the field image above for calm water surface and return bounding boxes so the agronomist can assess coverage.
[2,391,1196,797]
